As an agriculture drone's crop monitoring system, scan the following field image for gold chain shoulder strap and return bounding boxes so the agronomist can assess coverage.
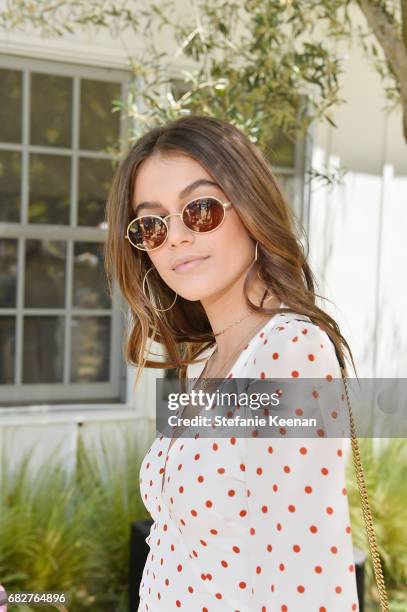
[340,364,389,611]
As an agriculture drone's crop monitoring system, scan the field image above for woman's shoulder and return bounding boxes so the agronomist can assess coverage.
[246,310,342,379]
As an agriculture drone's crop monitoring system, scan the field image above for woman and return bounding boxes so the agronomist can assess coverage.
[105,115,359,611]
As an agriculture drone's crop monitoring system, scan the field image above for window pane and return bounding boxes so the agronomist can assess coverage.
[71,316,110,382]
[0,68,22,143]
[25,239,66,308]
[0,317,15,384]
[0,150,21,222]
[30,73,72,148]
[78,157,115,227]
[80,79,120,151]
[23,316,64,383]
[0,239,18,308]
[73,242,111,309]
[29,153,70,224]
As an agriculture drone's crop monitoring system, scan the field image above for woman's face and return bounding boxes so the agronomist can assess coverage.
[132,152,256,303]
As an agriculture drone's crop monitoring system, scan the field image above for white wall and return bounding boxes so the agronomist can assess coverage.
[310,8,407,378]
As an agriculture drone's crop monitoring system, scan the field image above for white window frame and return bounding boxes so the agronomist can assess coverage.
[0,54,132,406]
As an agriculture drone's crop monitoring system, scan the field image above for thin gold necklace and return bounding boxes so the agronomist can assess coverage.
[197,313,265,392]
[213,310,254,337]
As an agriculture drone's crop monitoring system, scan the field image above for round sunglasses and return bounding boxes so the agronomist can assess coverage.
[125,195,233,251]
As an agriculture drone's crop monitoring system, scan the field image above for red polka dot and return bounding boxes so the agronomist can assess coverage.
[288,504,296,513]
[272,352,279,359]
[197,475,204,483]
[291,370,299,377]
[239,509,247,517]
[212,442,218,451]
[230,437,236,445]
[194,453,200,460]
[315,565,323,573]
[267,544,272,552]
[177,564,182,572]
[297,585,305,593]
[309,525,318,533]
[304,486,313,494]
[256,565,262,574]
[228,489,235,496]
[268,446,273,453]
[326,506,334,515]
[279,563,285,571]
[221,559,228,567]
[256,467,263,475]
[261,505,268,513]
[330,545,338,554]
[190,509,197,517]
[217,467,225,474]
[232,546,240,553]
[239,581,246,589]
[299,447,307,454]
[308,354,315,361]
[293,544,301,552]
[215,592,222,599]
[260,371,266,379]
[176,600,181,607]
[205,500,213,508]
[335,586,342,594]
[283,465,291,473]
[240,463,246,471]
[349,564,355,572]
[321,467,329,475]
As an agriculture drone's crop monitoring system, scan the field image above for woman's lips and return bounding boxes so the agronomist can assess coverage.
[173,256,210,273]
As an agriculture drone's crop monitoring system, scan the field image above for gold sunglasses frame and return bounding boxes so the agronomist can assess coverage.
[125,195,233,251]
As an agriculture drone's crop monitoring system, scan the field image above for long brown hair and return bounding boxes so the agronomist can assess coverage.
[104,114,357,391]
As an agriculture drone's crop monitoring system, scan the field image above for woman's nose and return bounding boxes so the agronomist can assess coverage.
[166,213,193,245]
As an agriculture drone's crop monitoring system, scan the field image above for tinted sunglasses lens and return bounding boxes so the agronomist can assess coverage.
[183,197,224,232]
[128,216,167,250]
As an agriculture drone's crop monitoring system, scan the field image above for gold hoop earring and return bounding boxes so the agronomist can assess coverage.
[142,266,178,313]
[254,240,273,302]
[254,240,263,280]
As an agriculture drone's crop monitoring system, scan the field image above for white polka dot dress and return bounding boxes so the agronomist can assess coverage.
[138,303,360,611]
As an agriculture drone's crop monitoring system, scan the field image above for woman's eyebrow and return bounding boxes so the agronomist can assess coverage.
[133,178,220,216]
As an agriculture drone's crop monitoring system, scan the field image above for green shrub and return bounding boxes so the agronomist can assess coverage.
[346,438,407,610]
[0,425,151,611]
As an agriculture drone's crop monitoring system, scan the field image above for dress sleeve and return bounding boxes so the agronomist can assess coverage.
[244,319,360,611]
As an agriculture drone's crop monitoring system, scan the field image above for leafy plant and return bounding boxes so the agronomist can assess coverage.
[0,426,150,611]
[346,438,407,610]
